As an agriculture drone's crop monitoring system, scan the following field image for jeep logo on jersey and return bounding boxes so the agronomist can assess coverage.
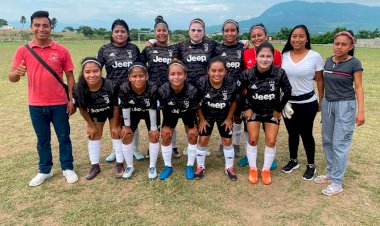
[207,101,226,109]
[186,55,207,62]
[112,61,133,68]
[132,107,146,112]
[153,56,172,64]
[226,61,240,69]
[252,93,275,100]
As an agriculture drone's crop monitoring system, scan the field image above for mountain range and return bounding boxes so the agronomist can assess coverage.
[206,1,380,34]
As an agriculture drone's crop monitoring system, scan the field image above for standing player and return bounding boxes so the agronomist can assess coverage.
[8,10,78,186]
[214,19,245,158]
[119,63,160,179]
[240,42,292,185]
[239,23,283,169]
[158,60,199,180]
[281,25,324,181]
[195,57,239,180]
[97,19,145,164]
[141,16,180,159]
[74,57,120,180]
[315,31,364,196]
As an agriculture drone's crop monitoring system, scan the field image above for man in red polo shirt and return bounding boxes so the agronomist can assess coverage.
[8,10,78,186]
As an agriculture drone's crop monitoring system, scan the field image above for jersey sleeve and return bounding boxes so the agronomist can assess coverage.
[118,83,129,108]
[96,46,106,67]
[141,47,148,64]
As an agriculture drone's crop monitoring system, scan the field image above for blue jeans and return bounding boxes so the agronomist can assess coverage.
[321,99,356,186]
[29,105,74,173]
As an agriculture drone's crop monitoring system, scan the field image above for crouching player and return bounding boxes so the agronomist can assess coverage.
[158,60,199,180]
[119,63,160,179]
[196,57,239,180]
[74,57,121,180]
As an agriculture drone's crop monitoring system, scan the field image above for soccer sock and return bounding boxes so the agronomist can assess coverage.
[247,143,257,169]
[88,140,101,164]
[132,128,139,150]
[149,142,160,168]
[161,144,172,167]
[187,143,197,166]
[244,132,248,154]
[121,143,134,168]
[263,146,276,170]
[171,128,177,148]
[223,145,234,168]
[112,139,123,163]
[233,122,243,146]
[196,146,207,168]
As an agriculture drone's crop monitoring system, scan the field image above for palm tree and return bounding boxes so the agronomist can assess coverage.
[51,18,57,30]
[20,16,26,41]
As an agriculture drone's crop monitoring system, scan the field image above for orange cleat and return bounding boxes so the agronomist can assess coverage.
[248,168,258,184]
[261,170,272,185]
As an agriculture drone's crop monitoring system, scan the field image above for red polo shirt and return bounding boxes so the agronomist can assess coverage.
[243,48,282,69]
[11,40,74,106]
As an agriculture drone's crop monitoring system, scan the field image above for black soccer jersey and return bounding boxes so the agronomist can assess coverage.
[141,44,178,87]
[240,65,292,115]
[118,81,158,112]
[215,42,244,82]
[73,78,118,117]
[158,82,199,114]
[97,42,141,89]
[196,75,239,121]
[174,39,218,85]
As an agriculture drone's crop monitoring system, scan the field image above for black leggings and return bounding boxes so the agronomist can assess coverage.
[284,100,318,164]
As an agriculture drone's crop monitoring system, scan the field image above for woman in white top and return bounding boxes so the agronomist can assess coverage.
[281,25,324,180]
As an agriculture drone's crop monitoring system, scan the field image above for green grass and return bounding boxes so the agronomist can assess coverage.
[0,41,379,225]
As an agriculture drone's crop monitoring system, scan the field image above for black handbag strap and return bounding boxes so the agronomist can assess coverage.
[24,44,69,100]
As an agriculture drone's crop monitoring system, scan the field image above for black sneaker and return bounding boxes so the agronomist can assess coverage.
[302,165,316,180]
[172,147,180,159]
[281,159,299,173]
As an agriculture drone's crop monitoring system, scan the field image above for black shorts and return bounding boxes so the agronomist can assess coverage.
[90,111,112,123]
[130,110,160,132]
[162,111,196,129]
[199,118,232,138]
[247,114,280,125]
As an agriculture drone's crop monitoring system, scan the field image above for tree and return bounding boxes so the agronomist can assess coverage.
[0,19,8,27]
[20,16,26,29]
[274,27,292,40]
[51,18,57,30]
[77,26,94,37]
[64,26,75,32]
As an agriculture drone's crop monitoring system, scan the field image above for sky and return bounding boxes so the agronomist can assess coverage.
[2,0,380,30]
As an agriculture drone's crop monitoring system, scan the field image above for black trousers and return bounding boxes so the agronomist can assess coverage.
[284,100,318,164]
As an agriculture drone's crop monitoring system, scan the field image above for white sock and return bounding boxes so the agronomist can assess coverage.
[223,145,234,168]
[196,146,207,167]
[122,143,134,168]
[171,128,177,148]
[149,142,160,168]
[88,140,101,164]
[112,139,123,163]
[244,132,248,154]
[161,144,172,167]
[233,122,242,146]
[132,128,139,150]
[247,143,257,169]
[187,143,197,166]
[263,146,276,170]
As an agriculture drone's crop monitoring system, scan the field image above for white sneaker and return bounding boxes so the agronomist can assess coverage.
[29,172,53,187]
[122,167,134,179]
[105,152,116,162]
[63,170,78,184]
[148,167,157,179]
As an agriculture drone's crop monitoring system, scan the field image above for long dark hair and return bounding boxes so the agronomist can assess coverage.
[110,19,131,43]
[282,24,311,54]
[76,57,102,109]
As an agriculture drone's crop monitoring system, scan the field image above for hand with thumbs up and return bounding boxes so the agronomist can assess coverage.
[9,60,27,82]
[16,60,27,76]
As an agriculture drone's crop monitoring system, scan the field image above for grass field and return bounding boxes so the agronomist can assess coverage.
[0,41,379,225]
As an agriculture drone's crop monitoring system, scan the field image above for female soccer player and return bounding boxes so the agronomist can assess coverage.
[119,62,160,179]
[141,16,181,159]
[195,57,239,180]
[281,25,324,181]
[74,57,120,180]
[214,19,245,158]
[97,19,144,163]
[240,42,292,185]
[315,30,364,196]
[157,60,199,180]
